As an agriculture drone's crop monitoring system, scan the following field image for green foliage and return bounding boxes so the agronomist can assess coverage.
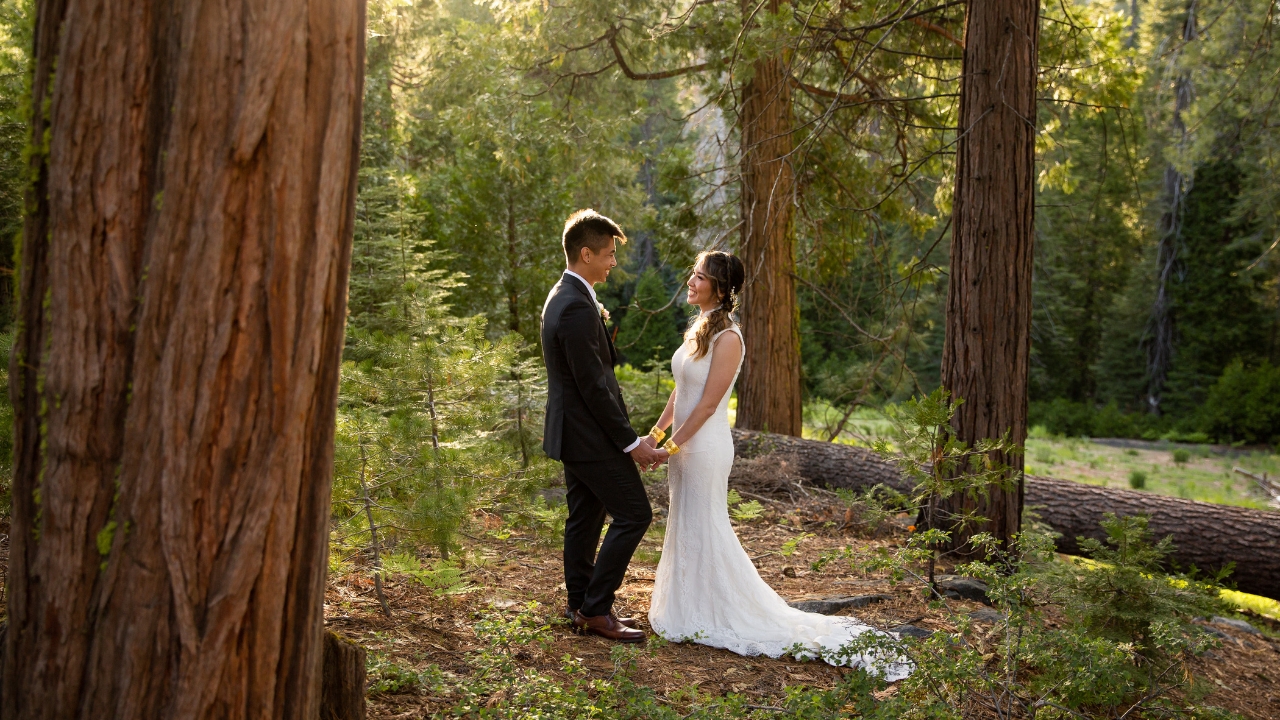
[376,0,659,346]
[381,553,473,595]
[1033,357,1280,447]
[729,499,764,523]
[1048,515,1232,658]
[1030,398,1097,438]
[1129,469,1148,489]
[615,268,686,370]
[1196,359,1280,445]
[725,488,764,522]
[615,362,675,436]
[514,495,569,547]
[1161,161,1272,418]
[0,0,30,327]
[808,526,1238,718]
[1173,448,1190,465]
[841,400,1240,718]
[779,532,812,557]
[367,651,446,696]
[873,387,1021,580]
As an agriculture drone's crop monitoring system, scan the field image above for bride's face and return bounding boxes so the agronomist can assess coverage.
[686,261,719,310]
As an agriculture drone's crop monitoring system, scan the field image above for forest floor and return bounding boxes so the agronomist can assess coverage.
[326,470,1280,719]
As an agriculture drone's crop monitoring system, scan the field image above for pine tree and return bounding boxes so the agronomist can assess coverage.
[616,267,686,369]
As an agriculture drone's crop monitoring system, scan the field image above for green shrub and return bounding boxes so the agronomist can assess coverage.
[1048,515,1231,658]
[1030,398,1095,437]
[1093,401,1138,438]
[1129,470,1147,489]
[1197,359,1280,445]
[615,363,675,435]
[1173,448,1191,465]
[1030,398,1174,441]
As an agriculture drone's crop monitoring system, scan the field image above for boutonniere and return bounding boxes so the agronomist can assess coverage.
[597,301,611,323]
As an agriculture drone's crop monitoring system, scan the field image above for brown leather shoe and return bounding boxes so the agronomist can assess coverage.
[574,610,646,643]
[566,606,637,628]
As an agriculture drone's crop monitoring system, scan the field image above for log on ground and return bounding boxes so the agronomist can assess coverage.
[731,429,1280,600]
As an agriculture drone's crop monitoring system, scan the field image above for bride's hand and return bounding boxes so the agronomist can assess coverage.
[651,448,670,468]
[643,435,658,449]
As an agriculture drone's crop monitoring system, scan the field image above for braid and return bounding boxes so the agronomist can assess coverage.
[686,251,745,360]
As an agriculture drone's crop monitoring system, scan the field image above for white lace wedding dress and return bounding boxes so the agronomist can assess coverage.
[648,325,909,678]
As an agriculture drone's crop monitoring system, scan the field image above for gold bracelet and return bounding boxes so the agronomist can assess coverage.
[648,426,666,444]
[663,439,681,456]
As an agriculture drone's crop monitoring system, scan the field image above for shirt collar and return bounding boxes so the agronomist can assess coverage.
[563,269,598,306]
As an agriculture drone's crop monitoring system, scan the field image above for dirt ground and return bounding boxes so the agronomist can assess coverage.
[326,474,1280,719]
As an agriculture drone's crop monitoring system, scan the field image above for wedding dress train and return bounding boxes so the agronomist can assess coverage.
[648,326,909,678]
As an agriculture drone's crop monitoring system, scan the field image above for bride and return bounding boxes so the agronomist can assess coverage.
[644,251,908,678]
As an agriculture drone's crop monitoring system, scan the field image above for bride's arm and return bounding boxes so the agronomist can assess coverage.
[666,332,742,450]
[644,390,678,448]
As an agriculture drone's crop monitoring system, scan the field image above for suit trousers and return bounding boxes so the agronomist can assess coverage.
[562,454,653,617]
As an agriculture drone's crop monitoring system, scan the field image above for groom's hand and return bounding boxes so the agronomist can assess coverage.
[629,442,663,470]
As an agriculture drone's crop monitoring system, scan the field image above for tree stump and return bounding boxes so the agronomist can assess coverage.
[321,631,367,720]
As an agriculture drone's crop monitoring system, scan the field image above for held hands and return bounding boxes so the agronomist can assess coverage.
[629,441,666,471]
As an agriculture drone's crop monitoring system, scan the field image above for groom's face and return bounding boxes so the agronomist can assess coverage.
[578,238,617,285]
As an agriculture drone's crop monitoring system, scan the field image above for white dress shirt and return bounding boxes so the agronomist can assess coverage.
[562,269,642,454]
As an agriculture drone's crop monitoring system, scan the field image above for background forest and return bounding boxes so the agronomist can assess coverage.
[0,0,1277,717]
[0,0,1277,599]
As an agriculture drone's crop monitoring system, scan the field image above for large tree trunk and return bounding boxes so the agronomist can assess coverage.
[3,2,365,718]
[937,0,1040,551]
[732,430,1280,599]
[735,0,802,437]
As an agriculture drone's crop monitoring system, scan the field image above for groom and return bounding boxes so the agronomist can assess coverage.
[541,209,663,643]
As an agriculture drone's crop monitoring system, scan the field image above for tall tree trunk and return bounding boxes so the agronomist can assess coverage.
[1146,2,1197,415]
[936,0,1039,552]
[3,2,365,718]
[736,0,801,437]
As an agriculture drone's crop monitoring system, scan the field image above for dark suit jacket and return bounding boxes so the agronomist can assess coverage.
[541,273,638,461]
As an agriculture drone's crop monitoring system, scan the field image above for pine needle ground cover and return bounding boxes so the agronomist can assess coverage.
[324,474,1280,719]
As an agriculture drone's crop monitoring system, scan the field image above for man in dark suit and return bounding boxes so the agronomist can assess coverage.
[542,209,663,643]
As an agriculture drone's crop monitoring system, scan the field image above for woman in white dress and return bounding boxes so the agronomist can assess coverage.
[644,251,908,678]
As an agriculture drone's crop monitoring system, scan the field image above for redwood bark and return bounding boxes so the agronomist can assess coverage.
[735,0,801,437]
[320,632,367,720]
[937,0,1040,551]
[3,2,365,718]
[731,430,1280,599]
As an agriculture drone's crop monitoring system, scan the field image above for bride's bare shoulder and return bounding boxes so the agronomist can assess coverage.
[712,327,742,354]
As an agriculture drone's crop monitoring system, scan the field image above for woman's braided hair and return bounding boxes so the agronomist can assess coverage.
[686,250,745,360]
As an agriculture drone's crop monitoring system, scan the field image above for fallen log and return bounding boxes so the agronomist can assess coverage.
[731,429,1280,600]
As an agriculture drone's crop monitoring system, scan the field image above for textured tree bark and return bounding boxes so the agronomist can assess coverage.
[732,430,1280,599]
[320,632,367,720]
[3,2,365,719]
[735,0,802,437]
[1022,475,1280,597]
[936,0,1040,551]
